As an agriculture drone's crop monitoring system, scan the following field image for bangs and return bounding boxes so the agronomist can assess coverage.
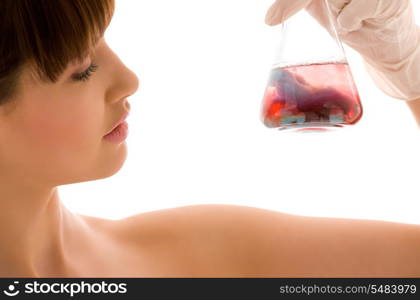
[2,0,115,83]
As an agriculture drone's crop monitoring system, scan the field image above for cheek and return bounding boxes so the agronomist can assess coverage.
[20,103,103,165]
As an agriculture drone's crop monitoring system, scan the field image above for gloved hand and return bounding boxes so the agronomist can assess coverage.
[265,0,420,101]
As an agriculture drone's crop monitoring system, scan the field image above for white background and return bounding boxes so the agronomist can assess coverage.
[61,0,420,224]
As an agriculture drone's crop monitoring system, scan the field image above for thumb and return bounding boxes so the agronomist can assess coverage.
[337,0,377,33]
[265,0,313,26]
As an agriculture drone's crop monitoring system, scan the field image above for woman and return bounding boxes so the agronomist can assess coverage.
[0,0,419,277]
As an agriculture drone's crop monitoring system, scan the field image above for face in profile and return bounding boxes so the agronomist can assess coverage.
[0,37,139,188]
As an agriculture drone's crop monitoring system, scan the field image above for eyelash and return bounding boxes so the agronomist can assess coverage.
[72,63,99,82]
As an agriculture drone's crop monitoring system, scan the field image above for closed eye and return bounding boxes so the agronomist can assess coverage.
[71,63,98,82]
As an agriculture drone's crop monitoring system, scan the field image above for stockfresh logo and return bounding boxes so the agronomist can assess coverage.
[2,280,128,297]
[3,281,20,297]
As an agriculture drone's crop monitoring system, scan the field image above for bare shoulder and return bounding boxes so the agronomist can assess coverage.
[110,205,420,277]
[106,204,284,276]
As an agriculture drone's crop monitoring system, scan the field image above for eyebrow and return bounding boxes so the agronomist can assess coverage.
[66,36,103,73]
[75,51,94,65]
[73,40,100,65]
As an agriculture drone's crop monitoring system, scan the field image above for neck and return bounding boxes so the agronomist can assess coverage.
[0,183,89,277]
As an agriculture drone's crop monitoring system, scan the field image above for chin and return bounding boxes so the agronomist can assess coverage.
[67,142,128,184]
[98,142,128,178]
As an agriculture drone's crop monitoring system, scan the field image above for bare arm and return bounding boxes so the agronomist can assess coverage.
[406,98,420,128]
[187,205,420,277]
[119,205,420,277]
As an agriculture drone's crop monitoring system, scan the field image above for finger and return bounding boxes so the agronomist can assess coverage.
[337,0,378,33]
[305,0,351,36]
[265,0,313,26]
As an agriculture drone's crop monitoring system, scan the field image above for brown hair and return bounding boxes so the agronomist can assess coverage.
[0,0,115,107]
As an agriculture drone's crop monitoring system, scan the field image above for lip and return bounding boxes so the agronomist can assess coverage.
[104,111,130,136]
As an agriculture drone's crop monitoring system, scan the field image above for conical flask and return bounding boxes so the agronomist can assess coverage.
[260,0,363,132]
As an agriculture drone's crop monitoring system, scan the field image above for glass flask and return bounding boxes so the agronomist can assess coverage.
[260,0,363,132]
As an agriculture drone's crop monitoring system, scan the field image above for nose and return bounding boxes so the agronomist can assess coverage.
[115,66,139,102]
[124,67,140,97]
[106,53,140,105]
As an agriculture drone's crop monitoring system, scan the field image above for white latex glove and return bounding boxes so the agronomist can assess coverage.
[265,0,420,101]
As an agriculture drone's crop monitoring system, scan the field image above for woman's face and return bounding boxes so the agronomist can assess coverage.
[0,37,139,187]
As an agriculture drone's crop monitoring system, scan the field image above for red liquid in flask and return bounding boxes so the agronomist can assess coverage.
[261,63,363,131]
